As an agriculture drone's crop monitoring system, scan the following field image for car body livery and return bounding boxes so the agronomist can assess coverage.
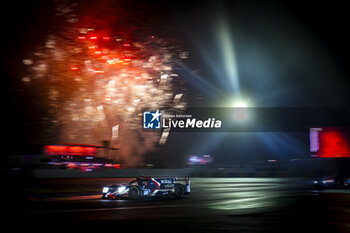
[102,176,190,199]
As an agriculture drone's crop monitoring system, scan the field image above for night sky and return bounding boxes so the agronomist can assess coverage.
[2,0,350,167]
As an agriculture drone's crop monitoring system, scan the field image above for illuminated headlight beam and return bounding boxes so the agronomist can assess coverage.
[102,187,109,193]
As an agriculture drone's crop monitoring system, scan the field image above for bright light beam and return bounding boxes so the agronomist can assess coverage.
[217,16,241,98]
[232,99,250,121]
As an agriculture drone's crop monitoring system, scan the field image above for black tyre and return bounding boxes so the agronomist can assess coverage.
[174,184,184,199]
[129,186,141,200]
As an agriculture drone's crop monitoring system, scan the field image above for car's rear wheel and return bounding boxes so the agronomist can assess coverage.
[174,184,184,199]
[129,186,141,200]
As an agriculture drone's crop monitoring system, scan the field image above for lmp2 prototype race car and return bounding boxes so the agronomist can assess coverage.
[102,176,191,199]
[313,172,350,190]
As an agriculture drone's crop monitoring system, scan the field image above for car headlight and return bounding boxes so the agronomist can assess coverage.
[102,187,109,193]
[118,186,126,193]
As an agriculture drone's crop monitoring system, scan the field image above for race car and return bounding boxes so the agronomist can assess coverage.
[102,176,191,199]
[313,172,350,189]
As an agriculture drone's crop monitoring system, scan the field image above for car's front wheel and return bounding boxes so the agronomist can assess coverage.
[129,186,141,200]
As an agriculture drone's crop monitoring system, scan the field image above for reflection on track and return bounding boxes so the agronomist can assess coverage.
[190,178,309,213]
[11,178,350,232]
[20,178,309,216]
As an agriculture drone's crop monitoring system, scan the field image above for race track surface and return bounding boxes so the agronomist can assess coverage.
[7,178,350,232]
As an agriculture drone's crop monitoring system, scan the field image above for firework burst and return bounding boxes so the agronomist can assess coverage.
[22,1,187,166]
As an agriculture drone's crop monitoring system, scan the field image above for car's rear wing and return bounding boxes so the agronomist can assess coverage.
[176,176,190,185]
[152,176,190,184]
[150,176,189,182]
